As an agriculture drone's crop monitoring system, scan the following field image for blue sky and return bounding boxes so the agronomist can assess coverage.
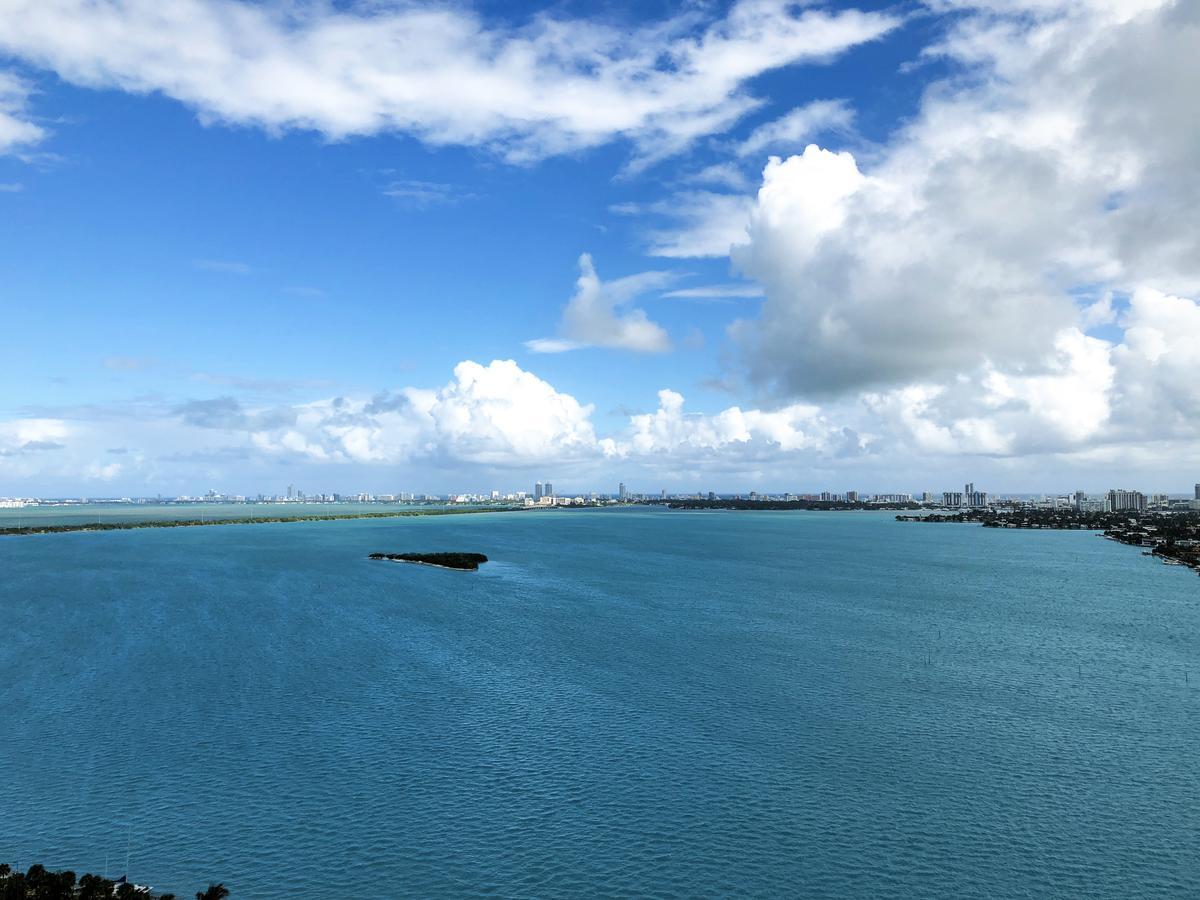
[1,0,1198,496]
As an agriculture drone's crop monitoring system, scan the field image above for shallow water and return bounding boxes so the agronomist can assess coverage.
[1,509,1197,897]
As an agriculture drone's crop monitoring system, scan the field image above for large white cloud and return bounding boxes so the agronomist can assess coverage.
[3,332,1200,494]
[0,0,898,165]
[725,0,1199,403]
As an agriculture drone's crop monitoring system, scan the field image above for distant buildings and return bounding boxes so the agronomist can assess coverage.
[846,490,859,502]
[1195,483,1200,501]
[619,482,627,501]
[1108,489,1148,512]
[964,483,989,508]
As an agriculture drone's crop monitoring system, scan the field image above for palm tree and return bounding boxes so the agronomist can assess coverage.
[196,884,230,900]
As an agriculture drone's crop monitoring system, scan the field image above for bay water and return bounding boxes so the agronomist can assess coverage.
[1,508,1197,897]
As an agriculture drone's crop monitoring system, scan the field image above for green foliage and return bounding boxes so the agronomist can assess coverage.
[369,551,489,570]
[0,864,225,899]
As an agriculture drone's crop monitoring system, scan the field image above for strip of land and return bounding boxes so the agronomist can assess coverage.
[897,508,1200,575]
[0,506,521,537]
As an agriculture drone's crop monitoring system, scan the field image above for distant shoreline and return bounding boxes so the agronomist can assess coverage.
[0,506,521,537]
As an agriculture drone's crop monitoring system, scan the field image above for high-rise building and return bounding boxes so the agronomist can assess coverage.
[1074,490,1086,510]
[544,482,554,498]
[1108,489,1147,512]
[534,482,543,500]
[961,482,988,508]
[943,491,963,507]
[660,489,666,500]
[619,482,627,501]
[846,490,859,503]
[1195,483,1200,501]
[287,484,296,500]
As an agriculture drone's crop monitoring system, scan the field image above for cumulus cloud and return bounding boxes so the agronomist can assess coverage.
[735,98,853,158]
[528,254,673,353]
[0,0,898,166]
[209,360,602,468]
[724,0,1200,408]
[622,389,848,459]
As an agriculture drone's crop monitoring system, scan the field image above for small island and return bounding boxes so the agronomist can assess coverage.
[368,552,489,570]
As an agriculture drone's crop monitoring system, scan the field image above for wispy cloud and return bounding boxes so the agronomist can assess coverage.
[736,99,855,158]
[383,179,472,209]
[0,181,23,192]
[0,70,46,154]
[193,258,253,275]
[525,338,586,354]
[664,284,765,301]
[0,2,898,168]
[613,193,754,259]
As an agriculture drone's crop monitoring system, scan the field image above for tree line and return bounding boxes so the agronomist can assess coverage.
[1,863,228,900]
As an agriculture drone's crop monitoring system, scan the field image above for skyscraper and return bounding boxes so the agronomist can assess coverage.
[544,482,554,497]
[619,482,627,501]
[1195,483,1200,501]
[534,482,543,501]
[1108,489,1147,512]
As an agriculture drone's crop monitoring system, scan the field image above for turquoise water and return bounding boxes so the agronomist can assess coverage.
[2,509,1198,897]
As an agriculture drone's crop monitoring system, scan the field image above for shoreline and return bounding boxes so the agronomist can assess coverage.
[375,558,478,571]
[0,506,521,538]
[897,510,1200,576]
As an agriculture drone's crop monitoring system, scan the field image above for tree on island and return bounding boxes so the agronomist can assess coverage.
[0,863,205,899]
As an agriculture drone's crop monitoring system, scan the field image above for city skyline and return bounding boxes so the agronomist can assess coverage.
[3,481,1198,507]
[2,1,1199,495]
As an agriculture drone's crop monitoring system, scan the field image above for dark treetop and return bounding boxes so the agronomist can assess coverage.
[368,552,489,570]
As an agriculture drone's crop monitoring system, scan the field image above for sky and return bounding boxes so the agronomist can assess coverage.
[0,0,1198,497]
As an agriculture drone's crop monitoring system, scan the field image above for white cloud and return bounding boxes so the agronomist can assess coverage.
[0,71,45,153]
[684,162,754,192]
[0,0,899,166]
[736,98,854,158]
[621,389,846,461]
[663,283,764,301]
[382,179,470,208]
[614,191,754,258]
[4,332,1200,493]
[529,254,673,353]
[1109,288,1200,437]
[728,0,1200,403]
[523,338,584,354]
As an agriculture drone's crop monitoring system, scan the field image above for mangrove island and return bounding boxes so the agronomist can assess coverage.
[368,552,489,570]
